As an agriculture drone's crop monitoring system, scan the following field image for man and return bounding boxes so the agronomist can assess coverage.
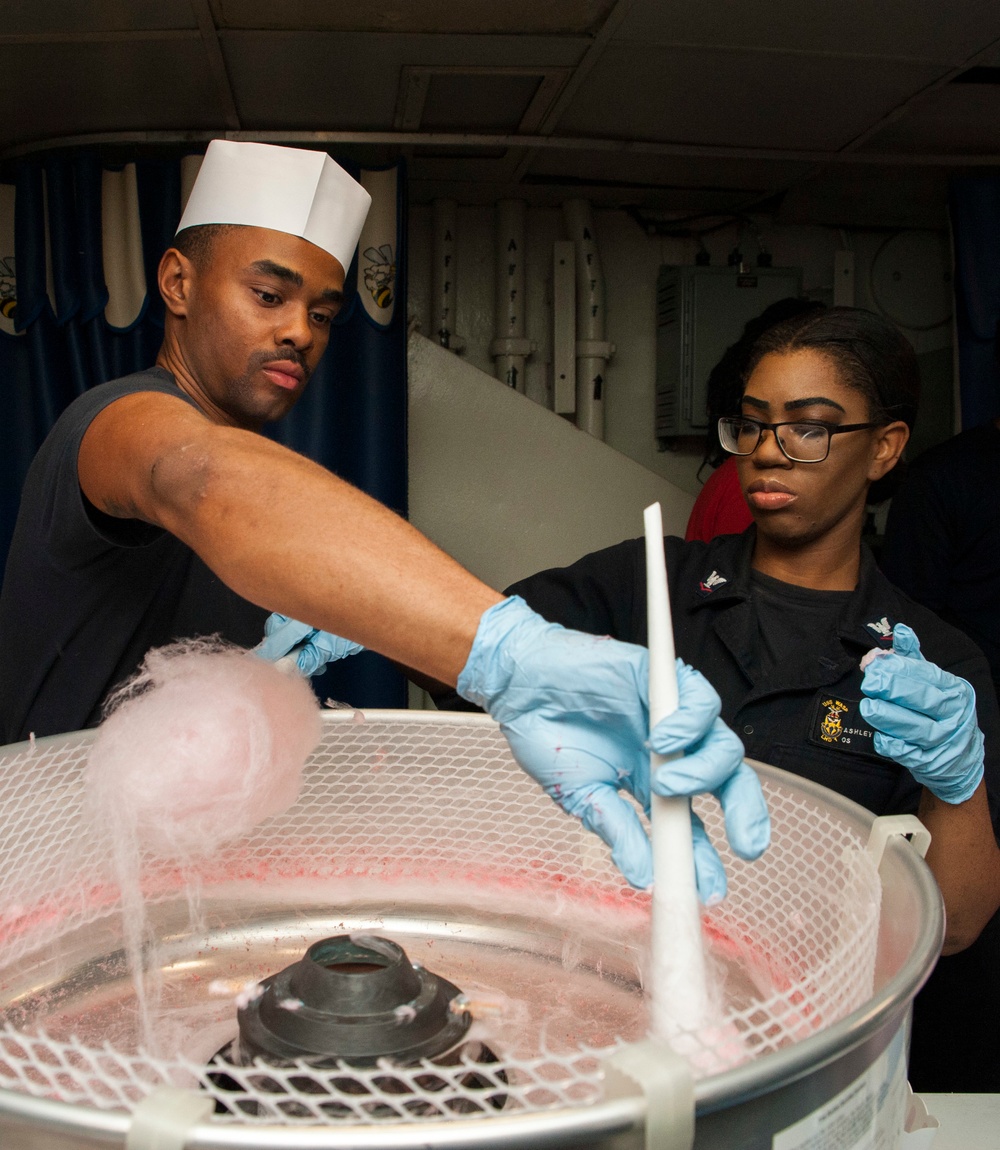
[0,141,769,900]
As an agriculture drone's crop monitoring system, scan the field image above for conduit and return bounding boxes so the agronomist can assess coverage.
[490,200,534,392]
[431,198,462,352]
[563,199,614,440]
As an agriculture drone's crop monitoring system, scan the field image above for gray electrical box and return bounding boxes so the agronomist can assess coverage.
[655,264,803,444]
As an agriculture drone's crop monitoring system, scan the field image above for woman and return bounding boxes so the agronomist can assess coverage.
[685,296,823,543]
[500,307,1000,1090]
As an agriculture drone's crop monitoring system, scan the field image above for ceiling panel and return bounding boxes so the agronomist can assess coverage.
[523,149,813,200]
[860,84,1000,153]
[776,166,951,228]
[211,0,614,35]
[0,0,197,34]
[0,41,224,149]
[616,0,1000,65]
[418,73,544,131]
[557,44,947,151]
[0,1,997,228]
[220,31,587,129]
[406,173,777,214]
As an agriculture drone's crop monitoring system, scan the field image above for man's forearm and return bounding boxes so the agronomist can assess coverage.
[142,424,502,686]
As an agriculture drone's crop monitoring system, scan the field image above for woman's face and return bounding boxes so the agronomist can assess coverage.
[735,348,908,550]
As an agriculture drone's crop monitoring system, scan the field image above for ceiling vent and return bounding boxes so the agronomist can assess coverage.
[950,66,1000,84]
[394,66,569,155]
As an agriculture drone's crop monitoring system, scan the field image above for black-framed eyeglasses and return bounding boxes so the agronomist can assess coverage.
[718,416,878,463]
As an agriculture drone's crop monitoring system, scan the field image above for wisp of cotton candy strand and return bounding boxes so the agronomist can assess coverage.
[86,636,322,860]
[83,636,322,1054]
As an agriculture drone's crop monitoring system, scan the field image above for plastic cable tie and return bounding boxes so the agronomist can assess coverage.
[125,1087,214,1150]
[602,1038,694,1150]
[867,814,931,870]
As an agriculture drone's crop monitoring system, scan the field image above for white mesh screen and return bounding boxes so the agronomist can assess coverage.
[0,714,880,1125]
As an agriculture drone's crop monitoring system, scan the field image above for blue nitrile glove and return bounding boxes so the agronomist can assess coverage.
[457,596,770,900]
[257,613,364,677]
[859,623,984,804]
[648,662,772,903]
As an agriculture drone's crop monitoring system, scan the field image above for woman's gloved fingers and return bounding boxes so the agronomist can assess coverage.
[559,782,653,889]
[690,813,728,906]
[872,729,984,804]
[652,717,744,796]
[647,661,722,757]
[860,695,967,745]
[862,654,963,712]
[871,731,924,765]
[715,761,771,860]
[889,623,924,660]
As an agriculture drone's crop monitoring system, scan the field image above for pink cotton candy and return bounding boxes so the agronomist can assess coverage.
[85,637,321,860]
[859,647,892,672]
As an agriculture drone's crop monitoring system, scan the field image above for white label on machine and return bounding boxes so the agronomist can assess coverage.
[773,1028,908,1150]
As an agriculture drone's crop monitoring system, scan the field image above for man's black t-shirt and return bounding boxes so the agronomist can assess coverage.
[0,368,268,742]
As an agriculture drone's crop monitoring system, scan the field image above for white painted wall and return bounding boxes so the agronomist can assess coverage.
[407,204,955,496]
[408,332,694,594]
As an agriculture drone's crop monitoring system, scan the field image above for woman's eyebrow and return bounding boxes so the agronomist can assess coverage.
[783,395,847,414]
[741,393,848,414]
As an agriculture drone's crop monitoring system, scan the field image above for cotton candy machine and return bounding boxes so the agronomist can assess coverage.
[0,711,942,1149]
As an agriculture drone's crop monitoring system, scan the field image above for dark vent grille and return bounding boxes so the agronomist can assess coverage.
[950,66,1000,85]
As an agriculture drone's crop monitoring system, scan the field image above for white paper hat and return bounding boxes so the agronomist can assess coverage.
[176,141,372,272]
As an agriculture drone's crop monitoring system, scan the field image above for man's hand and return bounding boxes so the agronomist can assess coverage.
[457,596,771,899]
[257,613,364,676]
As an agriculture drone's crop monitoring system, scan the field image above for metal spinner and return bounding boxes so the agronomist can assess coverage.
[211,934,506,1118]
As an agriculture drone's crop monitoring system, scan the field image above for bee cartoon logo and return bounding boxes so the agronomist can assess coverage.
[363,244,395,310]
[820,698,849,742]
[0,256,16,320]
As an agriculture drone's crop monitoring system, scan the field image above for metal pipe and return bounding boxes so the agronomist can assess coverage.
[489,200,534,392]
[562,199,614,440]
[431,198,462,353]
[5,129,999,167]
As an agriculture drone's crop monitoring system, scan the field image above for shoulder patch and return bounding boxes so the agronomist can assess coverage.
[697,569,728,597]
[865,616,896,645]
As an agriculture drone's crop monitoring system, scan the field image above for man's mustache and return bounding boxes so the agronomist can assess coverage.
[247,348,310,383]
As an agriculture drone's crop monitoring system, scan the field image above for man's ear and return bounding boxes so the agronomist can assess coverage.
[158,248,194,317]
[868,420,910,482]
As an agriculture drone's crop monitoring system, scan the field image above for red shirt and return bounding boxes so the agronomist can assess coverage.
[685,456,752,542]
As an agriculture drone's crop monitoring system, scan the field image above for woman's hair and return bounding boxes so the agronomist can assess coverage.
[701,297,825,471]
[742,306,920,503]
[744,306,920,431]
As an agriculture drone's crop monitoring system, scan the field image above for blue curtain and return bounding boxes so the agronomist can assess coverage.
[0,149,407,708]
[949,177,1000,429]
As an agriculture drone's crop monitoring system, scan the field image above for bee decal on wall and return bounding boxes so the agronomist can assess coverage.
[363,244,395,309]
[0,256,16,320]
